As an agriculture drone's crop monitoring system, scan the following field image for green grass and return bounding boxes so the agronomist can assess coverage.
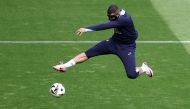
[0,0,190,109]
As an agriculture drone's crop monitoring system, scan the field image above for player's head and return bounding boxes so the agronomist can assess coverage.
[107,4,120,21]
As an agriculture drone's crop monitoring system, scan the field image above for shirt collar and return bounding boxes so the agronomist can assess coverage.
[120,9,125,16]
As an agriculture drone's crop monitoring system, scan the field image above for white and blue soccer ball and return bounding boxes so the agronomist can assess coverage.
[50,83,65,97]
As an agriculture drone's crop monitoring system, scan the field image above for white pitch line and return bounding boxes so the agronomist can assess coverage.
[138,41,190,44]
[0,41,98,44]
[0,40,190,44]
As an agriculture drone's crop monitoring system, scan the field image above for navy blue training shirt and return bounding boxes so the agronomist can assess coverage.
[86,10,138,44]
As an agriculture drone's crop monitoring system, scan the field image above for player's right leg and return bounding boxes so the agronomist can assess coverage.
[53,40,113,73]
[53,53,88,73]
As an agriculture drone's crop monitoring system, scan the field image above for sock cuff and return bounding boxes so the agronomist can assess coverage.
[64,59,76,68]
[70,59,76,65]
[136,68,139,73]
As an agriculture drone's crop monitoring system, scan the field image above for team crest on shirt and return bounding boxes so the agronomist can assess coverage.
[114,28,122,34]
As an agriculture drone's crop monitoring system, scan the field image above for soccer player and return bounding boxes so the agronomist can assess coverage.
[53,4,153,79]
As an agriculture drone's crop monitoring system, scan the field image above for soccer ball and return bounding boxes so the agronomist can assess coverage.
[50,83,65,97]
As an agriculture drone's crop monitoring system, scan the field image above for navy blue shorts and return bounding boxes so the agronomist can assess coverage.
[85,39,139,79]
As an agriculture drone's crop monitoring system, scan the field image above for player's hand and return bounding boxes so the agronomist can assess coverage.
[76,28,86,36]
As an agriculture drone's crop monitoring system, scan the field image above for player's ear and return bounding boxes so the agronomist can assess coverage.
[116,13,120,17]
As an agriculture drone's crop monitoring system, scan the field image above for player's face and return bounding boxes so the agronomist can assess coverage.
[107,13,119,21]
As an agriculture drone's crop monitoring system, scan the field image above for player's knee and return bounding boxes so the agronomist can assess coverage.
[127,72,138,79]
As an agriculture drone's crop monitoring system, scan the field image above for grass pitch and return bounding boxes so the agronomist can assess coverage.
[0,0,190,109]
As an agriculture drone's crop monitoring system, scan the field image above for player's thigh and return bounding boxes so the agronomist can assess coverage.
[85,40,113,58]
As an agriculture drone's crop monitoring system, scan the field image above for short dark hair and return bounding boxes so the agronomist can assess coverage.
[107,4,119,14]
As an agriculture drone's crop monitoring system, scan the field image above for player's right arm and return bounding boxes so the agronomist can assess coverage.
[75,28,92,36]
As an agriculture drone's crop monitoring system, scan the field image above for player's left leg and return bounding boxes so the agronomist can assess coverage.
[117,47,139,79]
[116,43,153,79]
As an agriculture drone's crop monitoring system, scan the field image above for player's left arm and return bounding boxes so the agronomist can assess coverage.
[76,21,123,36]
